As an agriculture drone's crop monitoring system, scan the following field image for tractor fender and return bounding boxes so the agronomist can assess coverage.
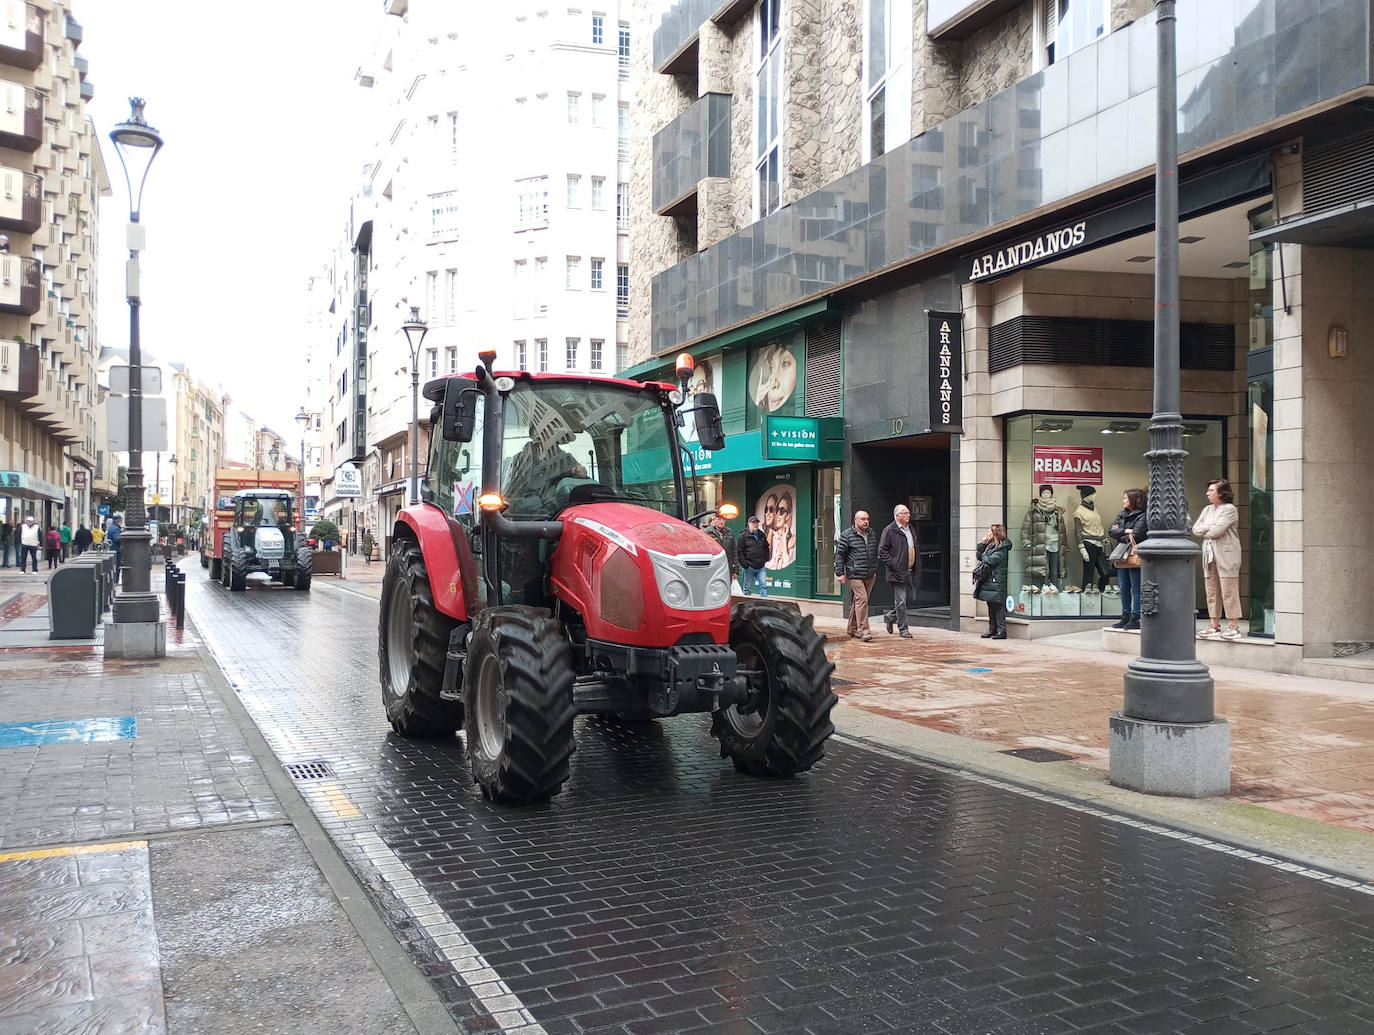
[393,508,480,623]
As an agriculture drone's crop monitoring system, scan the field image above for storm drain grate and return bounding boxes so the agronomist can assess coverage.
[831,678,860,688]
[940,659,976,665]
[284,760,336,780]
[1000,747,1076,763]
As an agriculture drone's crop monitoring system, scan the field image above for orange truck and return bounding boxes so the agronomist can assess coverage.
[200,469,308,589]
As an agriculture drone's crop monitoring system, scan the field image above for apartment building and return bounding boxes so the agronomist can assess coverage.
[310,0,635,550]
[169,366,224,530]
[0,3,107,531]
[631,0,1374,678]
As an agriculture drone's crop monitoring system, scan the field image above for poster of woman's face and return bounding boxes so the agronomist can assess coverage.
[682,354,718,443]
[747,341,800,419]
[754,486,796,571]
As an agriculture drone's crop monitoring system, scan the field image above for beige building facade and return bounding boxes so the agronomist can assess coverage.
[633,0,1374,678]
[0,3,107,531]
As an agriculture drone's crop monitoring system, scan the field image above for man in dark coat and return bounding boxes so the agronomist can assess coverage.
[74,523,93,555]
[834,509,878,642]
[704,513,737,578]
[877,504,919,638]
[736,515,770,596]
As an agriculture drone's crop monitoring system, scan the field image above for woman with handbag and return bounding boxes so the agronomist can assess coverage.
[974,524,1012,639]
[1108,488,1148,630]
[1193,478,1243,639]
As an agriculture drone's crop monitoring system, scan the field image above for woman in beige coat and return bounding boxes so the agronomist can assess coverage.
[1193,478,1242,639]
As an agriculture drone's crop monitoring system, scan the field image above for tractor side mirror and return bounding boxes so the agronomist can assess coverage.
[443,381,479,442]
[692,392,726,451]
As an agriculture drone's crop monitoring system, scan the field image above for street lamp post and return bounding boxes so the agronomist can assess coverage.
[294,407,309,526]
[167,453,176,524]
[400,307,429,507]
[269,444,280,470]
[106,98,165,658]
[1109,0,1229,797]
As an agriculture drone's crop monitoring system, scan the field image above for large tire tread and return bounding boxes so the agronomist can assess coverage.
[294,545,312,591]
[379,540,462,736]
[712,599,837,777]
[463,606,576,803]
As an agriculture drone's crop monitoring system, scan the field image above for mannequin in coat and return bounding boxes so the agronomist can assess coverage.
[1021,484,1065,589]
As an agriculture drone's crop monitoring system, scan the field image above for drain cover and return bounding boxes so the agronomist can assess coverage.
[284,760,336,780]
[941,658,976,665]
[831,677,860,687]
[1000,747,1076,763]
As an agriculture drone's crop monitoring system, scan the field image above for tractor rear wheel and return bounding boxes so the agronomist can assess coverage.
[463,606,576,803]
[379,539,462,736]
[712,600,837,777]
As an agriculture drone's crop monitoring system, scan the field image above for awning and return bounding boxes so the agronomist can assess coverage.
[0,470,64,503]
[1250,200,1374,249]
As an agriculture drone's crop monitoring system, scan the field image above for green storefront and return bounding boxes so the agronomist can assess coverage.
[621,309,845,601]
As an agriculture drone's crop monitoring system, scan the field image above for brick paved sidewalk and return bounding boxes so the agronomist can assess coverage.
[822,619,1374,836]
[0,573,449,1033]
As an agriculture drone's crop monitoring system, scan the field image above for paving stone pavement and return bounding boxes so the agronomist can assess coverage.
[190,567,1374,1035]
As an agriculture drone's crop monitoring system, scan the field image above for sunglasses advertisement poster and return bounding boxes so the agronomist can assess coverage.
[746,339,803,427]
[753,473,798,590]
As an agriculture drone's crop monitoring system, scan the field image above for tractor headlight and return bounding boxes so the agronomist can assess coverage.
[705,577,730,606]
[662,578,690,608]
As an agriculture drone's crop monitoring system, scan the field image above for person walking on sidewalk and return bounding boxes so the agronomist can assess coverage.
[704,512,737,582]
[835,509,878,642]
[58,520,72,560]
[1193,477,1243,640]
[107,514,123,580]
[362,529,375,564]
[736,515,770,597]
[975,523,1012,639]
[74,523,92,556]
[18,514,40,572]
[0,517,11,568]
[878,504,919,638]
[44,525,61,569]
[1108,488,1148,630]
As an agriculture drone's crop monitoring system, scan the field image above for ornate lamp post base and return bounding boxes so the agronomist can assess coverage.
[1109,712,1231,798]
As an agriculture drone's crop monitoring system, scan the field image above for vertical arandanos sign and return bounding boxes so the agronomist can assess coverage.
[926,310,963,433]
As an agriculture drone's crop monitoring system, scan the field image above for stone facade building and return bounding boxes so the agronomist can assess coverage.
[630,0,1374,680]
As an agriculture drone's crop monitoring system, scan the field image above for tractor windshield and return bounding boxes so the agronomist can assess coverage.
[427,379,681,524]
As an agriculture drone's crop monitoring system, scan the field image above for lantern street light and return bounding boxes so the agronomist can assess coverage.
[106,98,164,657]
[400,307,429,506]
[295,406,309,528]
[269,444,280,470]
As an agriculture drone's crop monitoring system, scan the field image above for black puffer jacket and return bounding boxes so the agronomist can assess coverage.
[834,525,878,580]
[1108,507,1148,547]
[737,528,770,569]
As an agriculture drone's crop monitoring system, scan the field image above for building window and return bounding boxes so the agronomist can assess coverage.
[426,270,439,322]
[592,13,604,43]
[448,112,459,165]
[617,103,629,159]
[445,269,457,324]
[567,91,580,125]
[616,342,628,370]
[430,190,460,240]
[863,0,910,162]
[566,255,581,289]
[1039,0,1108,67]
[616,182,630,229]
[566,337,579,369]
[516,339,527,370]
[427,348,438,378]
[756,0,782,218]
[516,176,550,229]
[566,173,582,207]
[618,22,630,76]
[535,257,548,314]
[591,93,606,127]
[590,257,605,290]
[591,176,605,209]
[616,263,629,316]
[537,338,548,372]
[514,259,528,317]
[445,346,457,373]
[590,338,604,370]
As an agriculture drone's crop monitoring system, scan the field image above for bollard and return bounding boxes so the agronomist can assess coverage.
[175,572,186,630]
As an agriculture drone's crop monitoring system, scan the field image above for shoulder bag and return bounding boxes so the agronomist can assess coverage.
[1110,533,1141,569]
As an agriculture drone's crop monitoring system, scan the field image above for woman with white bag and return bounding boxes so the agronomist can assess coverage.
[1193,478,1243,640]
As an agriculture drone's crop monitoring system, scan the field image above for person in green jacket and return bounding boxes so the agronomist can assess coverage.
[58,521,72,561]
[974,523,1012,639]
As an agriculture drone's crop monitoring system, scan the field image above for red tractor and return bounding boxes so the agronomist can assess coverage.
[379,351,836,802]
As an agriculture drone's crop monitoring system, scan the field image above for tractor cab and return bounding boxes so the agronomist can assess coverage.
[233,491,295,559]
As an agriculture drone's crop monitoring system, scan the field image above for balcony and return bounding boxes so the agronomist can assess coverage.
[0,3,43,70]
[653,93,730,217]
[0,255,39,314]
[0,83,41,151]
[651,0,1374,353]
[79,79,93,101]
[0,169,39,232]
[0,340,38,398]
[64,16,81,46]
[652,0,753,75]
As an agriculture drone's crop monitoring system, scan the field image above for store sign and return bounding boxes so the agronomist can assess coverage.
[72,470,87,489]
[763,416,843,461]
[0,470,64,500]
[966,221,1088,282]
[926,311,963,431]
[1032,446,1103,485]
[375,479,407,497]
[335,463,363,498]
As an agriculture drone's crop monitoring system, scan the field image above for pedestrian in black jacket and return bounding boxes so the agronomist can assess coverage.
[975,523,1012,639]
[835,509,878,641]
[73,523,92,555]
[1108,488,1148,630]
[704,513,737,577]
[736,515,770,596]
[877,504,919,638]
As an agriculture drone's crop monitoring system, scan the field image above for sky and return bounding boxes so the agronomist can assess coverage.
[78,1,382,440]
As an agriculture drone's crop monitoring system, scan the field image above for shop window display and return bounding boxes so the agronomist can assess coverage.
[1005,414,1224,619]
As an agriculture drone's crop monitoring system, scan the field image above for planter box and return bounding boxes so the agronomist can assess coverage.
[312,550,342,575]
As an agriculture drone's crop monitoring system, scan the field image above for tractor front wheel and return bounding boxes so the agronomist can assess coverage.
[379,539,462,736]
[229,550,248,592]
[712,600,837,777]
[294,546,312,591]
[463,606,576,803]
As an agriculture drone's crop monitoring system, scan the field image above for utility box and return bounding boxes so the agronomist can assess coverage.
[48,563,99,639]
